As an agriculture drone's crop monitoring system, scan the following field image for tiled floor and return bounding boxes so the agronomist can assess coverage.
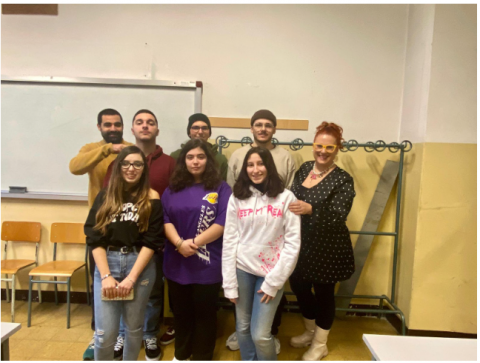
[2,300,398,361]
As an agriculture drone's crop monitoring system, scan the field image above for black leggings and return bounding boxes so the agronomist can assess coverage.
[168,279,221,361]
[289,277,336,330]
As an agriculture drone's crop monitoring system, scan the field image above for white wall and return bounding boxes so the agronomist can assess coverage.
[426,4,477,144]
[2,4,408,144]
[398,5,435,144]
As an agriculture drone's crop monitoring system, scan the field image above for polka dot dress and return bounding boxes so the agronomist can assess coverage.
[290,161,356,283]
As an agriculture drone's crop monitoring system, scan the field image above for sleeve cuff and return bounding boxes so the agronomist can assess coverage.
[223,287,239,299]
[260,281,278,298]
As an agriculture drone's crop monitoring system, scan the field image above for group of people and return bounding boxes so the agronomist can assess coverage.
[70,108,356,361]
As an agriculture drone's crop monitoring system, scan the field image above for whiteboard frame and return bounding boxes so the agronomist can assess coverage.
[1,75,203,201]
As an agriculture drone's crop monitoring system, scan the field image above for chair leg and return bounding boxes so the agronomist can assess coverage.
[54,277,58,305]
[37,280,42,304]
[85,266,90,306]
[67,277,71,329]
[5,274,10,303]
[11,276,16,322]
[27,277,33,327]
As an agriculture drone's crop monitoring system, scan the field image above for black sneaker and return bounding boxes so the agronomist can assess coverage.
[144,338,162,361]
[114,335,124,361]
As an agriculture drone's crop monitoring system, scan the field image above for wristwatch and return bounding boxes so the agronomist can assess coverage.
[101,273,112,280]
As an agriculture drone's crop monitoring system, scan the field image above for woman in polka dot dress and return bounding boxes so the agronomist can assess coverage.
[288,122,355,361]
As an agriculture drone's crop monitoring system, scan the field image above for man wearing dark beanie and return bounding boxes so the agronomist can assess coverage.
[225,109,296,355]
[170,113,228,180]
[250,109,277,128]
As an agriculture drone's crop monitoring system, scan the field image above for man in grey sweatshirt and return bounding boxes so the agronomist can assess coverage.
[226,109,296,189]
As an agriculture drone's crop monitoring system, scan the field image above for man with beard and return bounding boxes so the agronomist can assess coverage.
[225,109,296,355]
[69,108,133,360]
[103,109,175,361]
[70,108,133,207]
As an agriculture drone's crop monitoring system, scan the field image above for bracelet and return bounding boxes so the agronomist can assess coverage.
[101,273,112,281]
[175,238,185,251]
[193,237,195,245]
[127,277,135,284]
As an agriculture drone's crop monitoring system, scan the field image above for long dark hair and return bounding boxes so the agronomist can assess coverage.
[233,147,284,200]
[94,146,152,234]
[169,139,221,192]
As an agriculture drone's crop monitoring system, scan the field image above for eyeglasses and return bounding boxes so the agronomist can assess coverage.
[191,126,209,131]
[313,143,337,153]
[253,123,274,130]
[120,161,145,170]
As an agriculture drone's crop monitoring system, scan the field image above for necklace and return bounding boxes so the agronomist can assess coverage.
[309,164,335,180]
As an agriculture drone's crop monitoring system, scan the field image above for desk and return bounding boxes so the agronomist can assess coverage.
[363,334,477,361]
[1,322,21,361]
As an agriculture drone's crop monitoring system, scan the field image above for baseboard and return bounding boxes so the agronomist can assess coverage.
[384,307,477,339]
[1,288,89,304]
[3,289,475,339]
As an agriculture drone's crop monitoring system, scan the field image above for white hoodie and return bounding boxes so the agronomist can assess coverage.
[222,186,301,299]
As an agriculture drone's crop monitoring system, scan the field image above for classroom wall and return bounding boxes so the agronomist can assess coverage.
[2,4,408,144]
[397,4,476,334]
[1,4,476,334]
[408,4,477,333]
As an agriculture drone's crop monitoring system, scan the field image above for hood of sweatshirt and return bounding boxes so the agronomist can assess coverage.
[147,145,164,163]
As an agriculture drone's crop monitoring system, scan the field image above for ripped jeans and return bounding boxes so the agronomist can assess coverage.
[93,249,155,361]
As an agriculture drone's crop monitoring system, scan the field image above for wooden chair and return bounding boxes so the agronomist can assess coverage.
[1,221,42,322]
[27,222,90,329]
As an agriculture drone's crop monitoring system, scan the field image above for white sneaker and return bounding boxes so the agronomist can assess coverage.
[172,356,190,361]
[226,332,239,351]
[274,336,281,355]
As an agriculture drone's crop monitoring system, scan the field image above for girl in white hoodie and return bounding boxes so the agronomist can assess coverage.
[222,147,301,361]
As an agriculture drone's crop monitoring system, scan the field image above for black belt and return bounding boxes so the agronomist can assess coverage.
[106,246,137,254]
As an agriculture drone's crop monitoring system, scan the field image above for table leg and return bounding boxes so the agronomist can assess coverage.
[2,338,10,360]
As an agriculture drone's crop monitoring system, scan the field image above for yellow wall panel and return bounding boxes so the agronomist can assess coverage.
[1,199,89,291]
[409,143,477,333]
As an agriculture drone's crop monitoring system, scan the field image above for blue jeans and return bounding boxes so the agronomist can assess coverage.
[235,269,284,361]
[118,253,164,340]
[94,250,155,361]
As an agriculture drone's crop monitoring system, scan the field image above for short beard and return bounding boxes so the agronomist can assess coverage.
[253,135,272,147]
[102,131,123,144]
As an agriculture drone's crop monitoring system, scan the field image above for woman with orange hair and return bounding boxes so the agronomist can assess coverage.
[288,122,356,361]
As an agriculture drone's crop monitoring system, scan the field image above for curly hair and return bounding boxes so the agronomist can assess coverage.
[169,139,222,192]
[233,147,284,200]
[314,121,345,149]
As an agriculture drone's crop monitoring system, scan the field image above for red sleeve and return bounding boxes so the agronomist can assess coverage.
[170,157,176,177]
[103,160,114,188]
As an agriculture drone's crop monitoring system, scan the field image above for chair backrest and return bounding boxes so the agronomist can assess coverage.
[1,221,41,242]
[50,223,86,244]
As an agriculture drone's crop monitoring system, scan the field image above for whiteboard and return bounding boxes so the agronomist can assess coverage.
[1,77,201,199]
